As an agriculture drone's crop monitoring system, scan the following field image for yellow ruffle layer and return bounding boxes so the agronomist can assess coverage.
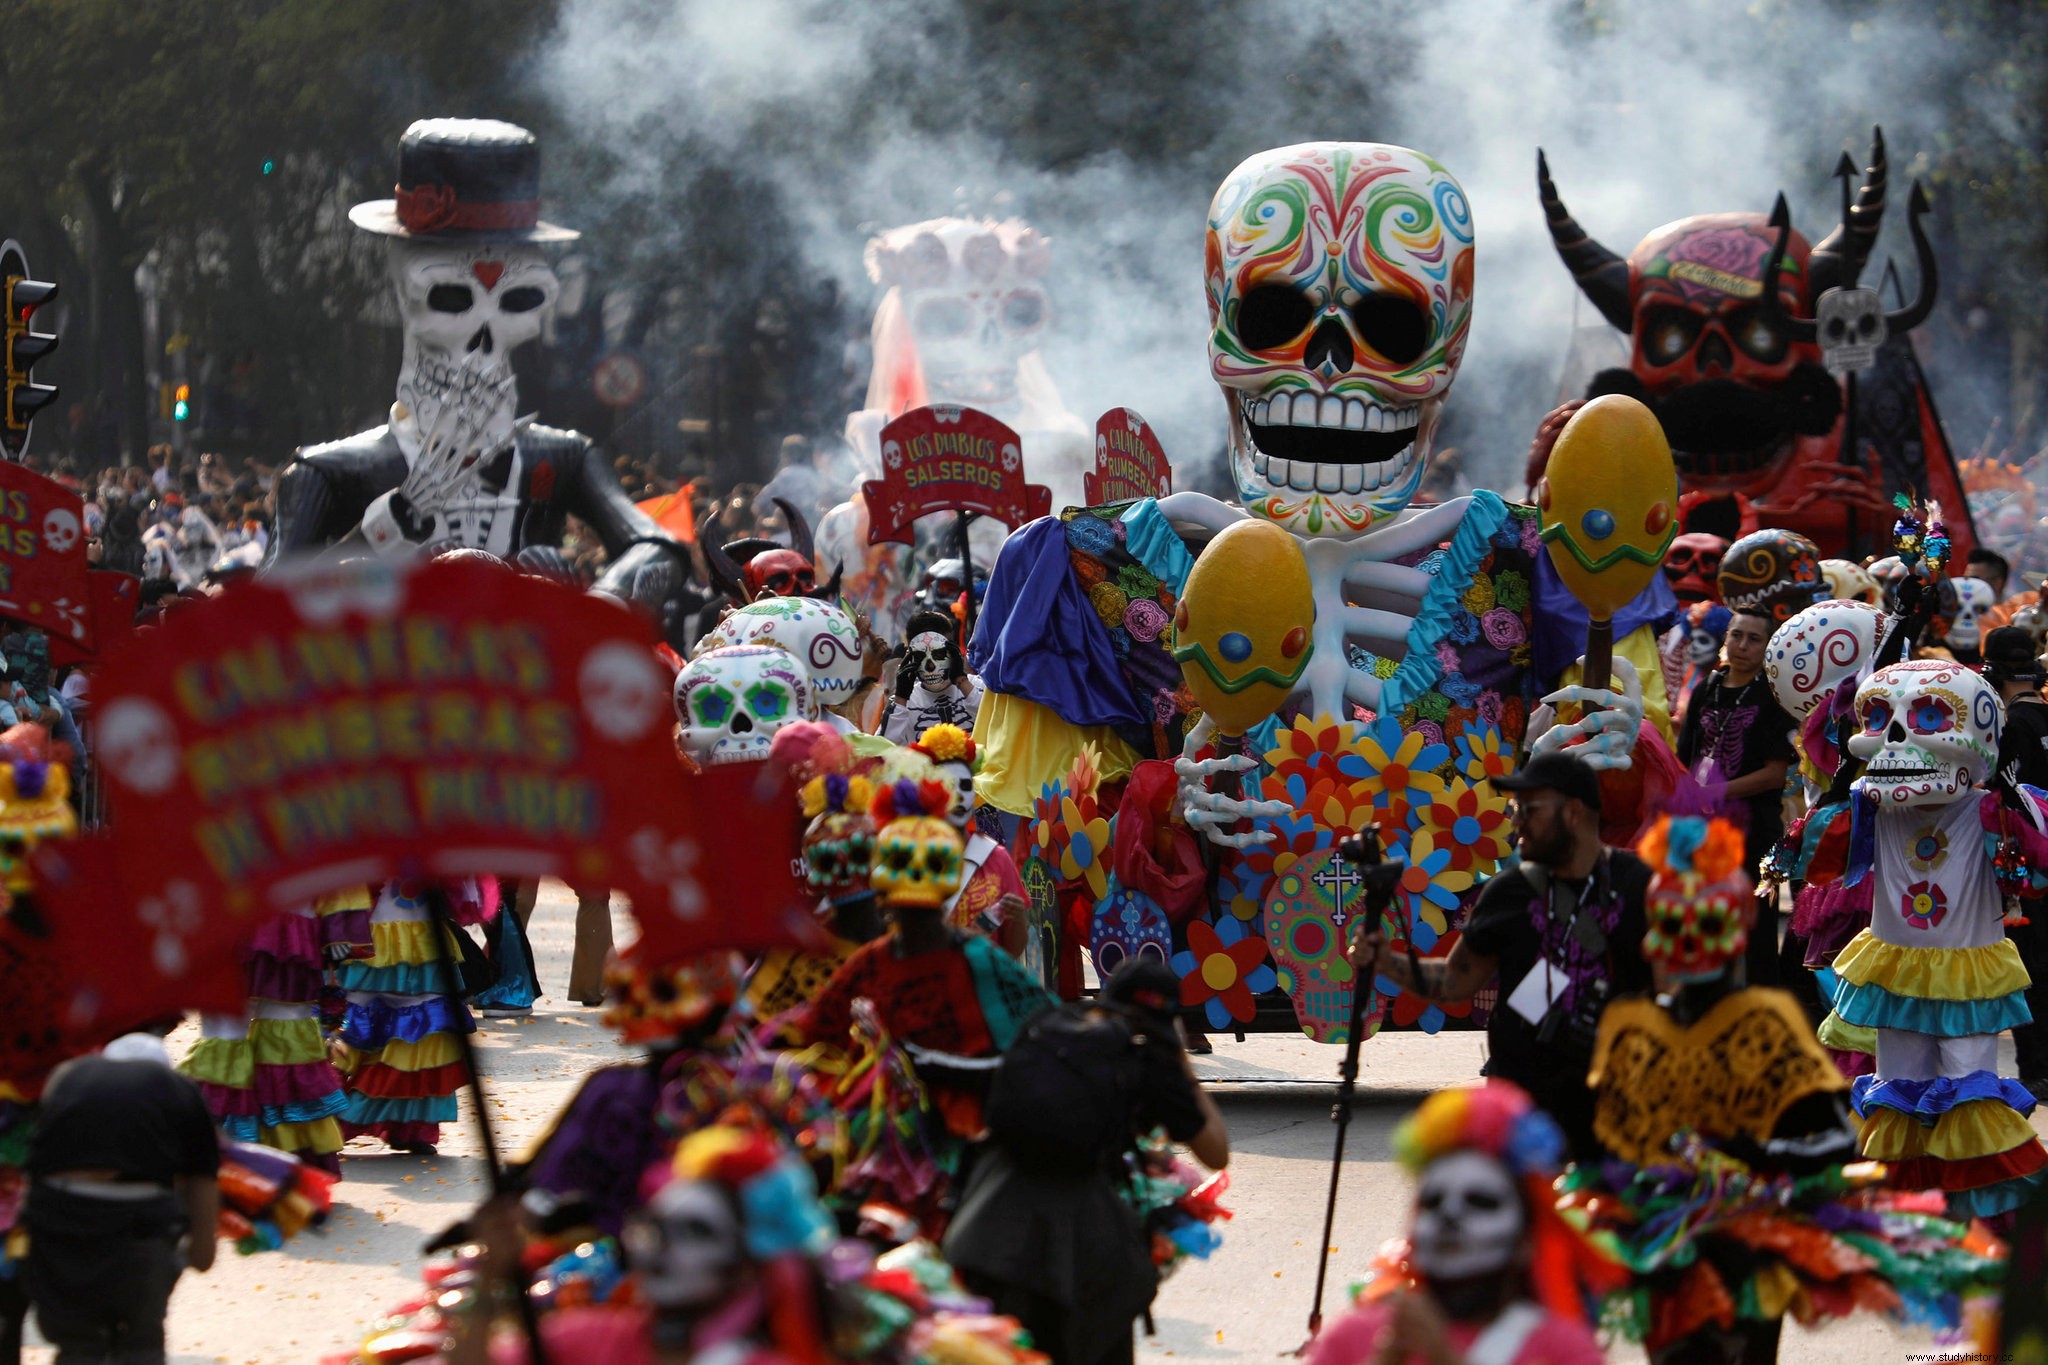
[180,1037,255,1088]
[971,692,1146,818]
[1859,1098,2041,1162]
[185,1017,331,1080]
[315,886,373,915]
[337,1032,462,1074]
[1816,1011,1876,1056]
[266,1117,343,1155]
[1832,932,2030,1001]
[363,917,458,967]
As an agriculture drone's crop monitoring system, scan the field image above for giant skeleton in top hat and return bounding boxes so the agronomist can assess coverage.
[270,120,682,622]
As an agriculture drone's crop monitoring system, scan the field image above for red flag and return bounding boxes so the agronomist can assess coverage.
[636,483,698,543]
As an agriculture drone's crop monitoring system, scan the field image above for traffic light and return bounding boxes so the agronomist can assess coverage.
[173,384,190,422]
[0,240,56,460]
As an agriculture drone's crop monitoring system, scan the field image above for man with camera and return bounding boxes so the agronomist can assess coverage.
[1354,751,1652,1159]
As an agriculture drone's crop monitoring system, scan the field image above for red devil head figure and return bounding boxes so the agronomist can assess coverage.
[706,497,841,604]
[1536,133,1935,554]
[1663,532,1728,605]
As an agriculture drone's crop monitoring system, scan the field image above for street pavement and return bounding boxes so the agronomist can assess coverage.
[22,882,2030,1362]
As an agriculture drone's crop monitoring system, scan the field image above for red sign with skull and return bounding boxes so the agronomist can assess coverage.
[1085,408,1173,505]
[52,556,817,1006]
[862,405,1052,545]
[0,461,95,652]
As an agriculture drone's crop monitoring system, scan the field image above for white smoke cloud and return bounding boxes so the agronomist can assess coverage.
[541,0,1995,495]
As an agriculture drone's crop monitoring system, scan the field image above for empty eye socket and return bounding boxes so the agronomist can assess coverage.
[745,683,790,721]
[881,844,914,871]
[1856,313,1882,338]
[1235,283,1317,352]
[1418,1188,1446,1212]
[1349,293,1430,367]
[1652,910,1689,937]
[925,847,958,875]
[1696,913,1726,938]
[1001,290,1046,332]
[427,284,475,313]
[1731,306,1788,364]
[1465,1190,1505,1212]
[914,297,974,340]
[1642,308,1702,365]
[1908,696,1955,735]
[1861,699,1893,733]
[499,285,548,313]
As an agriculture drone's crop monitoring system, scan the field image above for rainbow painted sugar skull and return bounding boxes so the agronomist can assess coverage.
[1644,869,1754,984]
[672,644,817,767]
[1848,660,2001,808]
[1764,598,1891,721]
[1205,143,1474,538]
[870,815,964,910]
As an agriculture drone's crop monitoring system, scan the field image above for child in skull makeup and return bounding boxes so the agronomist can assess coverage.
[880,609,982,744]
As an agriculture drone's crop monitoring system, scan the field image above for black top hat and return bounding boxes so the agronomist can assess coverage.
[349,118,578,243]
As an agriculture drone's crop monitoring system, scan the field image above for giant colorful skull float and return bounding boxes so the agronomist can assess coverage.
[1847,659,2000,808]
[1205,143,1474,537]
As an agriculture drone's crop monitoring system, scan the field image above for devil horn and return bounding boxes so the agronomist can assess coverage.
[1757,194,1816,345]
[1884,180,1939,334]
[1537,149,1633,333]
[774,497,816,565]
[1809,126,1888,297]
[703,537,749,603]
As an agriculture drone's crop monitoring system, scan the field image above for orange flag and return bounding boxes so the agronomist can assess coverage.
[637,482,697,542]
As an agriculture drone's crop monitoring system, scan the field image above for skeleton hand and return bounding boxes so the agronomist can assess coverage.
[1527,654,1645,772]
[1176,719,1292,848]
[396,356,516,523]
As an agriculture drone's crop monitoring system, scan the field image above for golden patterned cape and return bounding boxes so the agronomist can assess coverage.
[1588,989,1846,1167]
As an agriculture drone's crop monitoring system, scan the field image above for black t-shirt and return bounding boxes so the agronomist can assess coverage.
[2000,695,2048,792]
[28,1055,221,1184]
[1460,852,1652,1104]
[1677,670,1798,854]
[1133,1032,1207,1144]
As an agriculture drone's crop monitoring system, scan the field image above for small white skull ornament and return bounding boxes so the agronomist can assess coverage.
[672,644,817,767]
[578,640,670,744]
[1765,599,1892,721]
[40,508,79,556]
[1816,286,1886,375]
[1410,1150,1525,1281]
[96,698,182,796]
[1848,660,2001,808]
[1941,576,1997,652]
[1206,143,1474,538]
[698,598,865,707]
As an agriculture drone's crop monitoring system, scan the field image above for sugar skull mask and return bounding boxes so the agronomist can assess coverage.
[391,239,557,463]
[1717,528,1824,624]
[628,1179,744,1312]
[672,644,817,767]
[1684,601,1732,667]
[1936,576,1997,652]
[802,810,877,903]
[1206,143,1474,538]
[1820,558,1880,605]
[700,597,865,708]
[1764,598,1891,721]
[870,814,964,910]
[1849,660,2001,808]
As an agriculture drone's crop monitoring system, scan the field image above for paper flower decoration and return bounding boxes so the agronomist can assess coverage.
[1172,915,1277,1029]
[1391,829,1468,940]
[1056,794,1112,900]
[1337,716,1449,828]
[1416,781,1512,879]
[1264,712,1353,784]
[1453,725,1515,788]
[1242,807,1334,887]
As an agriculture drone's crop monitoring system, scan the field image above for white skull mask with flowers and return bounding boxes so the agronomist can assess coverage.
[1848,660,2001,809]
[1206,143,1474,538]
[672,644,817,767]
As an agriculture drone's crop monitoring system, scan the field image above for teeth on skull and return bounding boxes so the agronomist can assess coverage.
[1287,463,1318,492]
[1342,465,1366,494]
[1319,396,1344,428]
[1365,406,1385,433]
[1252,453,1270,476]
[1343,400,1367,431]
[1267,458,1291,487]
[1315,463,1342,493]
[1393,405,1419,430]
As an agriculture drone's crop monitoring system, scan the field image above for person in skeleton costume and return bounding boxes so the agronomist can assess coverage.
[1536,133,1970,561]
[1815,658,2048,1216]
[1308,1082,1616,1365]
[1574,812,2000,1362]
[881,609,982,745]
[973,142,1660,1042]
[911,723,1027,956]
[1927,576,1997,666]
[269,120,685,636]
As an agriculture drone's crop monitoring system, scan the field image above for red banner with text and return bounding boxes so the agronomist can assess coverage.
[1084,407,1173,505]
[0,461,94,652]
[861,405,1052,545]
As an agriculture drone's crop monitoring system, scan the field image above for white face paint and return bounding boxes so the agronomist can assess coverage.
[1686,626,1723,667]
[906,630,953,689]
[629,1179,742,1312]
[1409,1151,1524,1281]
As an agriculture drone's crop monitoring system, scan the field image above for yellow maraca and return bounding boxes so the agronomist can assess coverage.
[1535,395,1677,691]
[1171,518,1315,737]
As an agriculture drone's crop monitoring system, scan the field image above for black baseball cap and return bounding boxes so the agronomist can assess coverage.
[1491,750,1602,810]
[1984,626,2046,685]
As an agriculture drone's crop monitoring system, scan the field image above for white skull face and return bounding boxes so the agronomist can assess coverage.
[578,641,669,744]
[390,239,558,451]
[97,698,181,796]
[1849,660,2001,808]
[1686,626,1723,667]
[629,1179,742,1312]
[1410,1150,1524,1281]
[906,630,953,688]
[1206,143,1474,538]
[672,644,817,766]
[1816,286,1885,375]
[2011,603,2048,651]
[1820,558,1879,606]
[1765,599,1892,721]
[40,508,78,556]
[936,756,975,830]
[1943,576,1997,651]
[698,598,865,707]
[866,218,1050,410]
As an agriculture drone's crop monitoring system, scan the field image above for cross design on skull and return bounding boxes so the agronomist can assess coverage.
[137,881,205,978]
[1310,855,1367,930]
[630,827,706,921]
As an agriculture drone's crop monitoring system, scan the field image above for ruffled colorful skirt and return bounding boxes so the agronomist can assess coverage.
[180,900,353,1169]
[331,888,474,1150]
[1831,929,2048,1216]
